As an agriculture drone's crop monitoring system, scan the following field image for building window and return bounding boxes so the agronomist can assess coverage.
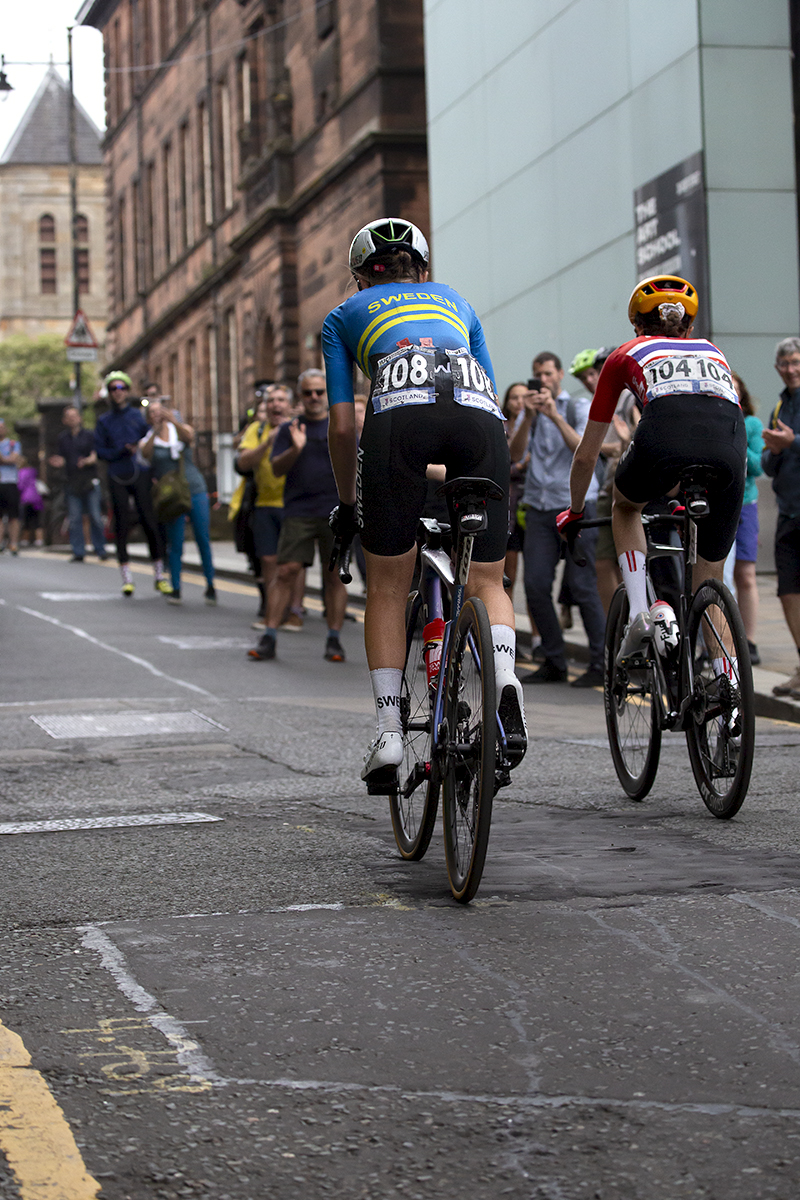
[75,213,89,243]
[179,122,192,250]
[145,161,156,283]
[218,77,234,211]
[40,249,56,294]
[227,308,239,428]
[162,140,173,265]
[132,178,141,293]
[76,213,89,294]
[158,0,170,60]
[117,196,126,306]
[186,338,197,425]
[316,0,336,39]
[39,213,56,243]
[199,101,213,226]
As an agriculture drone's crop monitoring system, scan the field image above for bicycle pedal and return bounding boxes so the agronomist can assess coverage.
[365,766,399,796]
[494,767,511,793]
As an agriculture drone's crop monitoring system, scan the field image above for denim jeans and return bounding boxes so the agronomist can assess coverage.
[522,502,606,671]
[165,491,215,591]
[66,483,106,558]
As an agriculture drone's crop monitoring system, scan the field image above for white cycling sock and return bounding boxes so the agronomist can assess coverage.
[492,624,517,702]
[618,550,648,618]
[712,655,737,681]
[370,668,403,735]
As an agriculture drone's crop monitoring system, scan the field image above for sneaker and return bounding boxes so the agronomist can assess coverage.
[772,666,800,697]
[168,588,182,605]
[248,632,276,661]
[205,586,217,606]
[69,555,85,562]
[497,678,527,767]
[571,666,604,689]
[361,731,403,793]
[747,641,761,667]
[616,611,653,666]
[281,612,303,632]
[324,635,345,662]
[122,582,135,597]
[155,578,173,595]
[521,660,567,684]
[251,617,268,631]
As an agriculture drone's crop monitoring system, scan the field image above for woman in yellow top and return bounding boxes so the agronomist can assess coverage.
[231,385,294,627]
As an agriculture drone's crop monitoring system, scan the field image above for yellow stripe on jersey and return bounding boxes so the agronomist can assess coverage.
[355,304,470,372]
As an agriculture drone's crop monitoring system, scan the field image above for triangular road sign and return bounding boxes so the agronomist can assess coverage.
[65,310,98,348]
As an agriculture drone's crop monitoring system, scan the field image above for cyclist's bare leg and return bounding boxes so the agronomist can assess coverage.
[465,559,514,627]
[363,546,417,669]
[611,486,647,558]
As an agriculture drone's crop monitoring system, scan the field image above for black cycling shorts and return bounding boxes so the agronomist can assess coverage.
[614,394,746,562]
[357,383,510,562]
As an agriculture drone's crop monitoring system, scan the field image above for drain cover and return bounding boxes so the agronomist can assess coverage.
[31,711,226,739]
[158,635,252,650]
[39,592,118,601]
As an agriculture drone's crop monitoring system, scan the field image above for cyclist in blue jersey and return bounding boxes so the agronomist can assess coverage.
[323,218,527,787]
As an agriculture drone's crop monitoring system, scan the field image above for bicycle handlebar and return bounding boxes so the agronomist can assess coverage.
[562,510,685,568]
[329,535,354,585]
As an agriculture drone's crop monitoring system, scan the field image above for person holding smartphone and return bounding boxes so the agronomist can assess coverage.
[507,353,606,687]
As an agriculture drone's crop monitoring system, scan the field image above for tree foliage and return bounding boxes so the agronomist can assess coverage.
[0,335,99,428]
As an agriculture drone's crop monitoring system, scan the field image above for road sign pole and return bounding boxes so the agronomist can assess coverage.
[68,27,82,411]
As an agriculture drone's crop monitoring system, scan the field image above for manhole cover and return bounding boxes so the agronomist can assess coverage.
[39,592,118,601]
[158,635,253,650]
[31,711,227,739]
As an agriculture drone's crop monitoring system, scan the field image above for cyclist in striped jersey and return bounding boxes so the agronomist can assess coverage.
[323,218,526,787]
[557,275,746,661]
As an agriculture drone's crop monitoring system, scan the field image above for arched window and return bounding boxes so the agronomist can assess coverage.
[76,213,90,294]
[39,214,56,293]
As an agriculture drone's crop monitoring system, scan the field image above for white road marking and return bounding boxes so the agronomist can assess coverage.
[0,812,222,836]
[31,710,226,739]
[38,592,117,601]
[15,606,215,698]
[158,635,252,650]
[78,926,227,1087]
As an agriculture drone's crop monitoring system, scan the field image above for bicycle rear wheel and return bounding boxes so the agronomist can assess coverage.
[685,579,754,819]
[389,592,440,859]
[442,598,496,903]
[604,585,662,800]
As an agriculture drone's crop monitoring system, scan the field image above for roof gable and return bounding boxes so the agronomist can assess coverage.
[0,67,102,166]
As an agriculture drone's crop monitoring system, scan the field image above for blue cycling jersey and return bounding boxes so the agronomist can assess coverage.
[321,280,495,405]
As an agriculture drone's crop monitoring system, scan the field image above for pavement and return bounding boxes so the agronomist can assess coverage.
[97,536,800,725]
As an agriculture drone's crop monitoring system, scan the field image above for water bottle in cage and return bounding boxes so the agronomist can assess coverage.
[423,618,446,692]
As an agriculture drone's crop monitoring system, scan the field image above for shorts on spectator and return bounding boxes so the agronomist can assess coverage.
[735,501,758,563]
[20,504,41,533]
[277,515,336,568]
[252,505,283,558]
[0,483,20,519]
[775,513,800,595]
[595,492,616,561]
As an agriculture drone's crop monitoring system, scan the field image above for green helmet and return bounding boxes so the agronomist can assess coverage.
[569,349,598,378]
[104,370,132,388]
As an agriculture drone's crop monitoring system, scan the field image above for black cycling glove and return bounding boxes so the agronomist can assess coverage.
[329,502,358,541]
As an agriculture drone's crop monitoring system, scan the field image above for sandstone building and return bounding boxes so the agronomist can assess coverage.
[77,0,428,451]
[0,67,107,345]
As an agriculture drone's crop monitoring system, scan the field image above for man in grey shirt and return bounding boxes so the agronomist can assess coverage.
[509,351,606,686]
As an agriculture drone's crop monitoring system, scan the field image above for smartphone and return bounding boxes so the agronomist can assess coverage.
[528,377,544,392]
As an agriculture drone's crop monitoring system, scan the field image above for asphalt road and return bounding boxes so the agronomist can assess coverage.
[2,550,800,1200]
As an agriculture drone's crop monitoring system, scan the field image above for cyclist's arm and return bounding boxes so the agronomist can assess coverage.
[569,418,610,513]
[467,314,496,389]
[94,419,119,462]
[328,402,357,506]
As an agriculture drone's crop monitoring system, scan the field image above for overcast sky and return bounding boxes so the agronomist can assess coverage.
[0,0,105,157]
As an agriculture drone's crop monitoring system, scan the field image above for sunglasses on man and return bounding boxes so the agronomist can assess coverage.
[302,387,325,397]
[109,383,129,391]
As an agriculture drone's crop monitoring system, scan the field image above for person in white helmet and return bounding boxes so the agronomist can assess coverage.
[322,217,526,789]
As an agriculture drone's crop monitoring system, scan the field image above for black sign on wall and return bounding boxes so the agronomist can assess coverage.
[633,150,710,337]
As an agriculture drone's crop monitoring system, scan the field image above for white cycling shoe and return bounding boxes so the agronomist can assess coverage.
[616,610,653,666]
[361,730,403,794]
[496,673,527,768]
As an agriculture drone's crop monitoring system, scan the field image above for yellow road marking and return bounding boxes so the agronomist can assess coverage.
[0,1020,100,1198]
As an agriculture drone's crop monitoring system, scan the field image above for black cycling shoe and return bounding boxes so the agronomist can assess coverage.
[498,683,527,768]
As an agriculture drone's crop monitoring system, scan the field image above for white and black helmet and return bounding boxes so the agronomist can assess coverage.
[348,218,429,273]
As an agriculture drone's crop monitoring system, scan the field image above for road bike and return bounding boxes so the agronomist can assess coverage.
[333,477,512,903]
[567,469,755,819]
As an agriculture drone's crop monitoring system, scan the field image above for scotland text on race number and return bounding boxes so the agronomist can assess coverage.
[447,350,504,419]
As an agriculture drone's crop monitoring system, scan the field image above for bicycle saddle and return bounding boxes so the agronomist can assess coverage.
[676,467,723,519]
[436,477,505,507]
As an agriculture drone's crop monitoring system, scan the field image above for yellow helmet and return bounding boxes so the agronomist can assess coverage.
[628,275,699,326]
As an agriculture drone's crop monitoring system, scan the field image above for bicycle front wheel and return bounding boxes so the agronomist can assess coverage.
[685,579,754,819]
[442,598,496,903]
[604,585,661,800]
[389,592,440,860]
